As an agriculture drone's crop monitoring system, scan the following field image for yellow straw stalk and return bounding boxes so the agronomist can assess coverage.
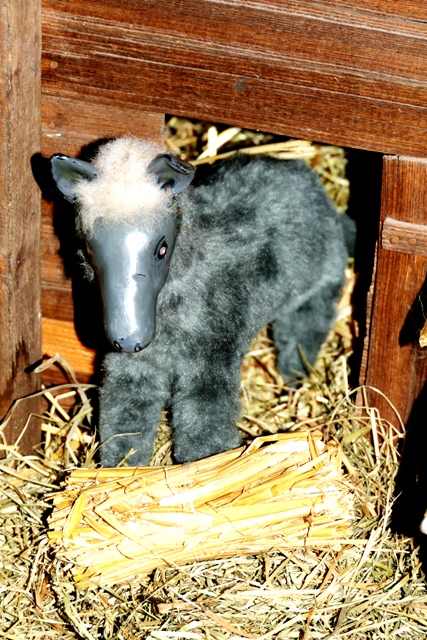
[48,431,354,588]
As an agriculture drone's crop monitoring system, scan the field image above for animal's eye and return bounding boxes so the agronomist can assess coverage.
[156,240,168,259]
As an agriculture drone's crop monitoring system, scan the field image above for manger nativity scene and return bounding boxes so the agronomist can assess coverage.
[4,1,427,637]
[2,118,427,639]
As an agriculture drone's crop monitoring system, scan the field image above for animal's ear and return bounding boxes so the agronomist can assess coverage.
[50,154,100,202]
[147,153,195,194]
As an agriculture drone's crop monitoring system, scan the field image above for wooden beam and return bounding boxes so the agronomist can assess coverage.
[382,218,427,257]
[42,0,427,157]
[0,0,42,449]
[365,156,427,427]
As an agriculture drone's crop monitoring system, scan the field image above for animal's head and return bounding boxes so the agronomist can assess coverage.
[50,137,195,353]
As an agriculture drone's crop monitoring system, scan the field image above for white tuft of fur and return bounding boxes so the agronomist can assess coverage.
[75,137,172,232]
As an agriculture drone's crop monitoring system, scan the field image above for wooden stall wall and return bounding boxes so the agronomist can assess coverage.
[0,0,42,448]
[365,157,427,426]
[40,0,427,427]
[42,0,427,156]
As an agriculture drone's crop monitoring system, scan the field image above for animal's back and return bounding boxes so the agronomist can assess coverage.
[193,156,345,278]
[160,155,347,341]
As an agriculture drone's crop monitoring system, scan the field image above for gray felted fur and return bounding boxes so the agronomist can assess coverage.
[100,157,347,466]
[94,153,352,466]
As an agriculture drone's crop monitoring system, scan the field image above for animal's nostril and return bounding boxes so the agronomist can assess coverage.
[113,340,123,351]
[134,344,143,353]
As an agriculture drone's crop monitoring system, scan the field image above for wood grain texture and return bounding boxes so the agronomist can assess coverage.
[0,0,42,449]
[318,0,427,20]
[42,318,96,383]
[42,95,165,157]
[382,218,427,257]
[40,96,164,383]
[42,0,427,156]
[365,156,427,428]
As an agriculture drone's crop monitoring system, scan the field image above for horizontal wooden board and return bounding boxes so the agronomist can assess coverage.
[42,94,164,157]
[382,216,427,257]
[318,0,427,20]
[42,0,427,156]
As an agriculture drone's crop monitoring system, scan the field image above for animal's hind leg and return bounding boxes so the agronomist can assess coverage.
[99,352,169,467]
[171,364,243,463]
[272,282,343,381]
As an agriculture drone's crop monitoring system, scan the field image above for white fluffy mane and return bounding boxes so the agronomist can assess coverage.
[75,137,172,232]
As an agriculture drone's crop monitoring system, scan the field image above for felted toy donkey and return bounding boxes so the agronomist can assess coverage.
[51,137,353,466]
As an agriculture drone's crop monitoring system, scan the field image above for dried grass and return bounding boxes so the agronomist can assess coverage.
[48,431,355,589]
[0,119,426,638]
[166,117,350,214]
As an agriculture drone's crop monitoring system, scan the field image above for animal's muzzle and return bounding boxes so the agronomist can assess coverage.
[112,339,149,353]
[104,286,157,354]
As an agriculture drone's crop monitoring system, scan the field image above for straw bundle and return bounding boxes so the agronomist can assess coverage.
[48,431,354,588]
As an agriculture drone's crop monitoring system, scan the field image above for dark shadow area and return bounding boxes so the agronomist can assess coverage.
[345,149,383,386]
[389,270,427,569]
[391,377,427,568]
[399,275,427,347]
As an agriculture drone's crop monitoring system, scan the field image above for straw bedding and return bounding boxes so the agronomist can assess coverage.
[48,431,355,589]
[1,120,427,638]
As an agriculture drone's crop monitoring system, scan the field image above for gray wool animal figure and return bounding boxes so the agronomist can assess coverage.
[50,137,353,467]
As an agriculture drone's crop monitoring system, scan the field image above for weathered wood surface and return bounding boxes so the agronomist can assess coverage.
[40,97,164,382]
[365,156,427,427]
[0,0,42,449]
[382,218,427,257]
[42,0,427,157]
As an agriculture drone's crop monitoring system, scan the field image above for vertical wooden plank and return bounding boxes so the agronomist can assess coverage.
[0,0,42,448]
[365,156,427,427]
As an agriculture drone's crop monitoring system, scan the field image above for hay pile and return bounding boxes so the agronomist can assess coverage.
[48,432,354,588]
[1,120,427,638]
[2,357,425,639]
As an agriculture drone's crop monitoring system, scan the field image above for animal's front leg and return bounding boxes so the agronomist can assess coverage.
[171,366,243,463]
[99,353,169,467]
